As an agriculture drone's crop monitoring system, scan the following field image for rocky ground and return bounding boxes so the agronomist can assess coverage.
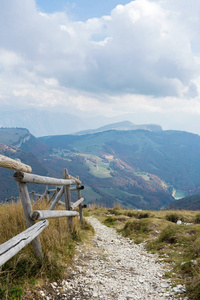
[28,217,188,300]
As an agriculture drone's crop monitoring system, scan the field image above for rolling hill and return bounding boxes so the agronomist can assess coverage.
[40,128,200,195]
[167,194,200,210]
[39,127,200,209]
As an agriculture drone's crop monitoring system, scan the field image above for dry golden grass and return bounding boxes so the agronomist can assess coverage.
[0,201,93,299]
[0,202,26,244]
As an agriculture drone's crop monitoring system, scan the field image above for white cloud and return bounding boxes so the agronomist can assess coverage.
[0,0,200,133]
[0,48,23,70]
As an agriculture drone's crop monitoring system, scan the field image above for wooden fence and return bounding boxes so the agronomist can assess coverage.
[3,191,43,204]
[0,154,85,267]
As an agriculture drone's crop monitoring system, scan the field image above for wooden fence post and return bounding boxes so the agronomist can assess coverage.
[49,187,64,210]
[45,186,50,202]
[17,182,44,260]
[63,169,73,230]
[76,176,84,223]
[30,191,35,201]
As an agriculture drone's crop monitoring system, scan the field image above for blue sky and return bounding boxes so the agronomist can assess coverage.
[36,0,131,20]
[0,0,200,135]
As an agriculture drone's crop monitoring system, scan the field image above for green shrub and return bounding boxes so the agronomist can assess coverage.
[126,211,136,217]
[165,213,182,223]
[103,216,116,226]
[125,211,150,219]
[8,286,22,300]
[158,226,177,244]
[195,214,200,224]
[137,212,150,219]
[121,220,150,236]
[180,261,193,275]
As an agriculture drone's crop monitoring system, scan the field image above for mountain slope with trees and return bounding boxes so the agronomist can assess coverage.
[1,126,200,210]
[167,195,200,210]
[0,142,49,201]
[40,129,200,196]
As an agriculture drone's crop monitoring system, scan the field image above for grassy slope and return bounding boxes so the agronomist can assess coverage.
[87,205,200,300]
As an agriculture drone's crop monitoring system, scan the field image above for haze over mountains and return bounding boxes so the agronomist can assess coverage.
[0,109,91,137]
[0,109,157,137]
[1,108,199,137]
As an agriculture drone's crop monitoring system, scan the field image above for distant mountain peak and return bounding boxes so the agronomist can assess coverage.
[74,121,163,135]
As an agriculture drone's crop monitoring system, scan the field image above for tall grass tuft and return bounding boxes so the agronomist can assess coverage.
[165,212,183,223]
[120,219,151,240]
[158,226,178,244]
[0,201,93,299]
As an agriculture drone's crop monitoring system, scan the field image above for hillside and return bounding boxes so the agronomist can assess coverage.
[41,128,200,209]
[167,194,200,210]
[1,126,200,210]
[0,127,49,155]
[0,142,50,201]
[40,153,172,209]
[40,129,200,195]
[0,128,51,202]
[0,128,30,147]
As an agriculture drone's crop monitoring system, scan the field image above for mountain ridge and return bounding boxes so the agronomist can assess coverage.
[73,121,163,135]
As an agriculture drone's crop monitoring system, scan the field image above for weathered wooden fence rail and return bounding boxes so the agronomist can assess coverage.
[0,220,48,267]
[13,171,78,185]
[0,154,85,267]
[0,154,32,172]
[30,209,79,220]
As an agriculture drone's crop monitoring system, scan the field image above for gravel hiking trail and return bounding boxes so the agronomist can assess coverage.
[26,217,188,300]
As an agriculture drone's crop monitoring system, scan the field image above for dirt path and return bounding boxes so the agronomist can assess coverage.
[34,217,188,299]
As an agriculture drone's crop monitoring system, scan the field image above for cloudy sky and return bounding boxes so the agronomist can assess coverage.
[1,0,200,134]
